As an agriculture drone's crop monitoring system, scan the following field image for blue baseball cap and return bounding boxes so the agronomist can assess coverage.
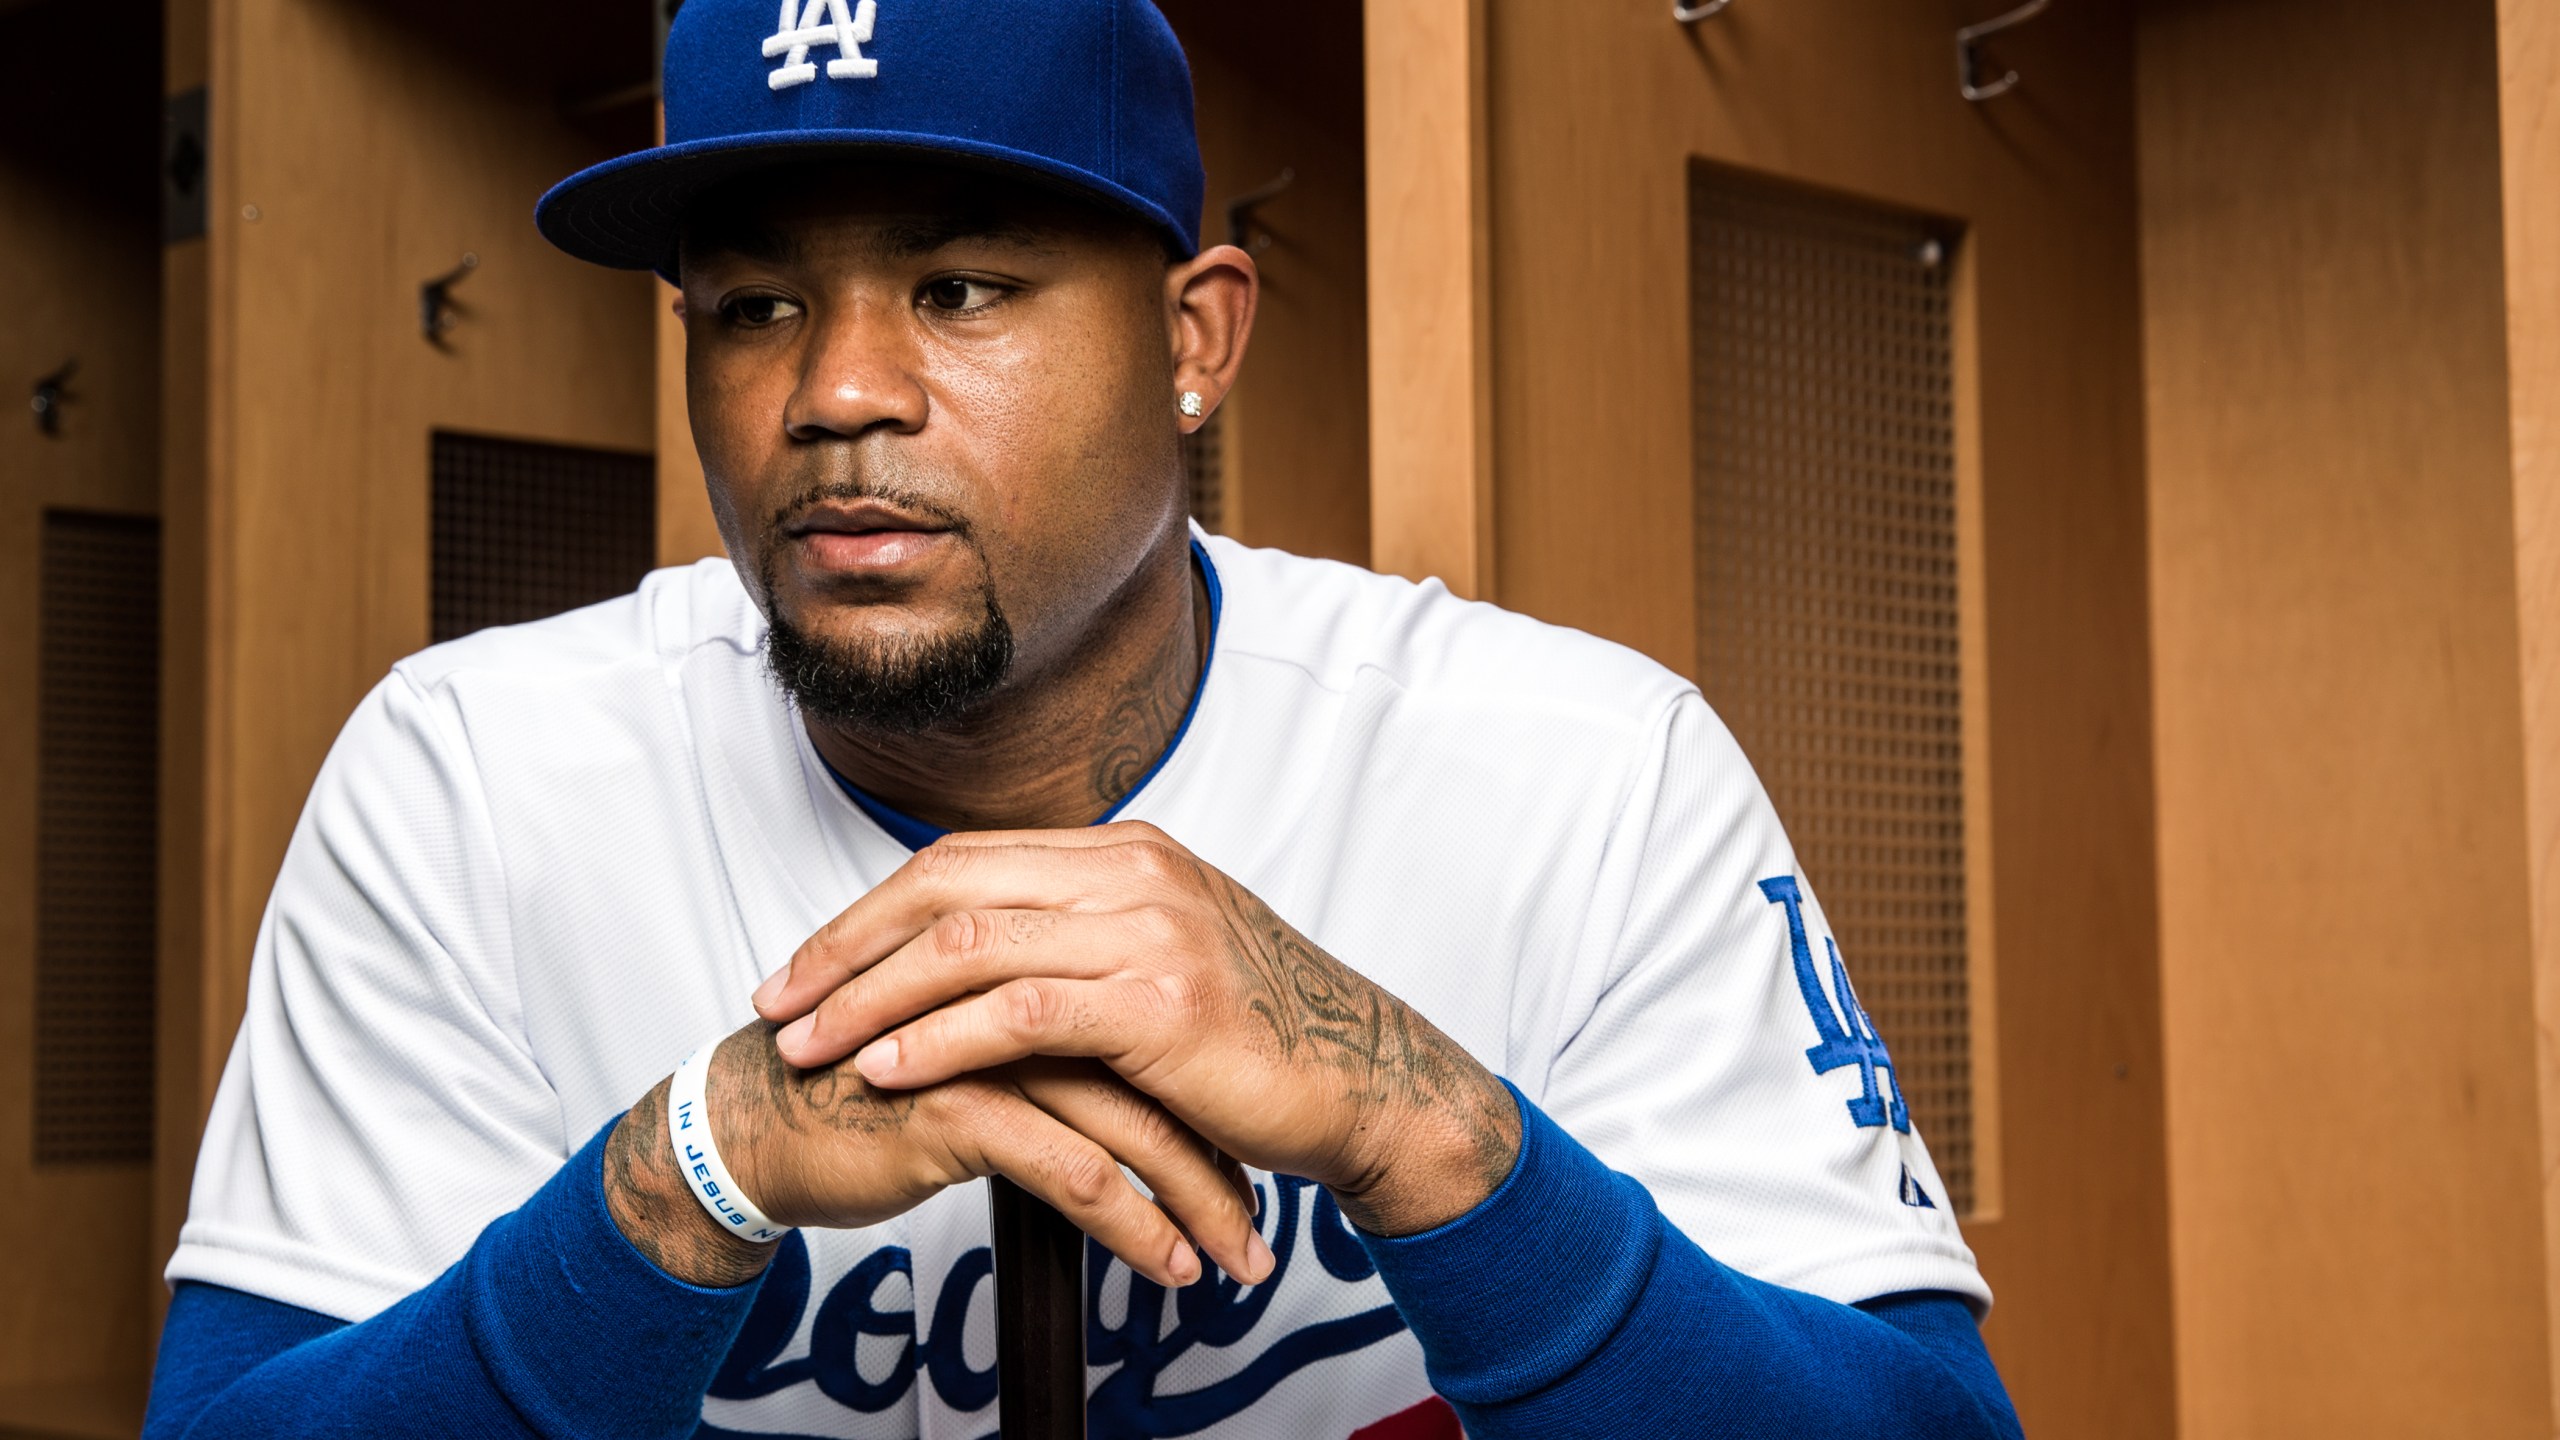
[537,0,1205,276]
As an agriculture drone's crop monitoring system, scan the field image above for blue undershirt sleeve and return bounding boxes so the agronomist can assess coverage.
[143,1120,767,1440]
[1358,1085,2022,1440]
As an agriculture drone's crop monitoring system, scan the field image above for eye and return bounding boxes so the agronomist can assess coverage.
[920,276,1007,313]
[720,293,802,327]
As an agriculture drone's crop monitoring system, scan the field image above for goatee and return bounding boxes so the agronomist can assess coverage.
[762,574,1016,735]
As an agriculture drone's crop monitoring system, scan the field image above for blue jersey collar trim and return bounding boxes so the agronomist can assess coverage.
[826,536,1225,851]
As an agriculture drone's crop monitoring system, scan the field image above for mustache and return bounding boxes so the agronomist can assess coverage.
[761,471,978,541]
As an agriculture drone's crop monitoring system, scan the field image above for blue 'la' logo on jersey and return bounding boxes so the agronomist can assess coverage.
[1760,875,1910,1133]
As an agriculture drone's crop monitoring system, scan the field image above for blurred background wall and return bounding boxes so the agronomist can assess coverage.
[3,0,2559,1436]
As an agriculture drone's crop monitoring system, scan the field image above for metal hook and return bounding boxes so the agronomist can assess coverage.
[1957,0,2051,102]
[1673,0,1735,21]
[30,359,75,437]
[421,252,480,345]
[1224,169,1296,255]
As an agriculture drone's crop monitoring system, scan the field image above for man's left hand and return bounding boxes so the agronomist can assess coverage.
[750,822,1522,1238]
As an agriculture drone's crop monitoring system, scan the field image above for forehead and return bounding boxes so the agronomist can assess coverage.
[681,159,1155,270]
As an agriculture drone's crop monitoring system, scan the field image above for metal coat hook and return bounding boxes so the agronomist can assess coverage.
[1224,169,1295,255]
[1957,0,2051,102]
[30,359,75,437]
[1673,0,1735,21]
[421,252,480,345]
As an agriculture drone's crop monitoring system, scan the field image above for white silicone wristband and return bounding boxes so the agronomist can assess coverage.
[667,1039,791,1244]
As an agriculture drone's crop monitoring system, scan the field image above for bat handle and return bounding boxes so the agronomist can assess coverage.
[989,1176,1087,1439]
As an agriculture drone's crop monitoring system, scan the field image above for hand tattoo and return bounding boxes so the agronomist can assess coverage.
[730,1020,918,1140]
[1197,866,1521,1233]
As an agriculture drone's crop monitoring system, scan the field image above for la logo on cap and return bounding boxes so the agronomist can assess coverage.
[765,0,879,90]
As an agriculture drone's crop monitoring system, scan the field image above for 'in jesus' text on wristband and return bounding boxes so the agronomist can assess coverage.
[667,1038,791,1244]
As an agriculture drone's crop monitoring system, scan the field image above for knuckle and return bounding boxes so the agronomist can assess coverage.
[1147,967,1205,1025]
[1132,903,1192,953]
[913,838,970,881]
[1120,838,1186,887]
[1116,1095,1185,1162]
[1053,1147,1118,1210]
[789,929,842,981]
[1001,978,1058,1035]
[813,986,863,1035]
[933,909,998,962]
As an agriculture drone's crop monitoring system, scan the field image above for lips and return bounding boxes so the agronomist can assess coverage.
[783,499,955,574]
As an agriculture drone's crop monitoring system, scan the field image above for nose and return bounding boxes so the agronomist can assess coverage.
[782,298,931,442]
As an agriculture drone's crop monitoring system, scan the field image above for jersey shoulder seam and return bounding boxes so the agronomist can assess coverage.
[381,667,542,1071]
[1529,691,1696,1078]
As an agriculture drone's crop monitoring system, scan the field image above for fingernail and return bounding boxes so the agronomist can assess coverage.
[1168,1241,1201,1286]
[777,1015,814,1056]
[854,1037,897,1081]
[750,969,786,1011]
[1245,1230,1275,1284]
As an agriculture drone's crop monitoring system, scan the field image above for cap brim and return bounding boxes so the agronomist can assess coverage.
[536,130,1200,279]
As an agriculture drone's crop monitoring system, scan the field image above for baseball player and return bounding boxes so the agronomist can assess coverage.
[143,3,2022,1437]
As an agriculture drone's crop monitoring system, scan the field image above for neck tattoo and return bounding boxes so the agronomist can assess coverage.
[1086,596,1201,810]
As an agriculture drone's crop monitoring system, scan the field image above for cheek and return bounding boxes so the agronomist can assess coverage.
[686,341,796,544]
[933,321,1171,548]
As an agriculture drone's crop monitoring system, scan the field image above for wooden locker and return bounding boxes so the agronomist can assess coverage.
[154,0,664,1370]
[0,3,168,1433]
[1366,4,2174,1436]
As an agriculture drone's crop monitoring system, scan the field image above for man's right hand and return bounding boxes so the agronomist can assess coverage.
[602,1022,1272,1291]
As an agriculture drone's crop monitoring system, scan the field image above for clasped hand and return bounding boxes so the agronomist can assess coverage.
[706,823,1520,1290]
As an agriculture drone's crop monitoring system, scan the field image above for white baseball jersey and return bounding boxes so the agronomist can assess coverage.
[169,534,1985,1439]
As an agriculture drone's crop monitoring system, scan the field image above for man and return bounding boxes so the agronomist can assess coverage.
[145,2,2021,1437]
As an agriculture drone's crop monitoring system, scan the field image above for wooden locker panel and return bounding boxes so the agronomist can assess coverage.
[2143,0,2551,1432]
[157,0,663,1335]
[0,0,165,1420]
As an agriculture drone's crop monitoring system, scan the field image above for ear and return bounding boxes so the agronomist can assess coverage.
[1164,244,1260,432]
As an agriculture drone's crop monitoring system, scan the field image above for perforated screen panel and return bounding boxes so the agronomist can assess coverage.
[37,509,161,1167]
[1183,408,1225,534]
[431,431,656,644]
[1690,169,1974,1213]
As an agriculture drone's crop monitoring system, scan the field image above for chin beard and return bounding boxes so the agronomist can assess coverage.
[762,580,1016,735]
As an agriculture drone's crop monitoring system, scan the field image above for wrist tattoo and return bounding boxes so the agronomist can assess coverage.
[605,1022,929,1285]
[602,1076,772,1289]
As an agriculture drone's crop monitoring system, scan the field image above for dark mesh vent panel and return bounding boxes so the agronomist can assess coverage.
[1690,168,1975,1214]
[38,509,160,1167]
[431,431,656,644]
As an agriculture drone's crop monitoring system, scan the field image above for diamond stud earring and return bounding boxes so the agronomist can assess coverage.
[1179,391,1206,419]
